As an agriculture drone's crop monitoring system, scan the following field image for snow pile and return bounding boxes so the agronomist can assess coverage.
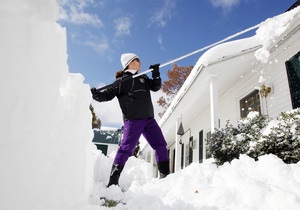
[0,0,95,209]
[198,36,260,67]
[93,152,153,190]
[255,6,300,63]
[262,108,300,136]
[91,153,300,210]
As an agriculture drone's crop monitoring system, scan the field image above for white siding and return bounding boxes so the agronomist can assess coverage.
[176,27,300,165]
[141,15,300,174]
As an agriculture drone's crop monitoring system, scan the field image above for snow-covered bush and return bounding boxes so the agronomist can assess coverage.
[208,109,300,165]
[255,109,300,164]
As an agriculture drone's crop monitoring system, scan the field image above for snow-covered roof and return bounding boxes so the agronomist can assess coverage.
[158,6,300,141]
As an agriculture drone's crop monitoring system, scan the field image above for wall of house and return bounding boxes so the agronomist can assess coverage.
[175,27,300,168]
[217,30,299,125]
[174,107,211,168]
[189,107,210,163]
[140,20,300,174]
[107,144,119,156]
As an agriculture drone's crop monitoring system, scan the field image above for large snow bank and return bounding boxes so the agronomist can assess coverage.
[0,0,95,209]
[91,153,300,210]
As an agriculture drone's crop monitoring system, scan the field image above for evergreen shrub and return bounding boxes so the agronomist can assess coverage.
[207,109,300,165]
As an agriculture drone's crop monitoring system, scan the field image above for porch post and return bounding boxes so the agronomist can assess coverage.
[174,118,181,172]
[210,76,219,133]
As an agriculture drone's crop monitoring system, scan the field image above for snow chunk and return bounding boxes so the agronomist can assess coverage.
[255,48,271,63]
[259,75,267,84]
[255,6,300,63]
[247,111,260,120]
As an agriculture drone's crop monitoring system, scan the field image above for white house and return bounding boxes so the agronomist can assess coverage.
[93,128,122,156]
[140,6,300,176]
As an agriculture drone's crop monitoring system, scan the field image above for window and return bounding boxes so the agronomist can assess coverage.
[189,137,193,165]
[199,130,203,163]
[181,143,184,169]
[240,90,261,118]
[206,131,212,159]
[185,144,190,167]
[172,149,175,173]
[95,144,108,155]
[286,51,300,109]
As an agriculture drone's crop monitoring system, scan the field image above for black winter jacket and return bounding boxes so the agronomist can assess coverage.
[93,71,161,120]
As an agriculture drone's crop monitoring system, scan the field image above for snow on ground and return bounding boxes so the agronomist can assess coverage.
[89,152,300,210]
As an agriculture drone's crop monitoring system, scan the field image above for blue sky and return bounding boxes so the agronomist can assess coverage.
[58,0,296,88]
[57,0,297,128]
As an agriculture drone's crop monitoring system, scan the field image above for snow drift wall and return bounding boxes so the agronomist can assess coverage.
[0,0,95,209]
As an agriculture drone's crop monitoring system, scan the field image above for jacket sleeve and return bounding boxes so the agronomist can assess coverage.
[147,77,161,92]
[92,83,119,102]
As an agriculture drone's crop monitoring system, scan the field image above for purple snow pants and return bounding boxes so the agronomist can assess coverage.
[113,117,169,166]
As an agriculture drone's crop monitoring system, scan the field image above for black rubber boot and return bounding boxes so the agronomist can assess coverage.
[157,160,170,179]
[107,164,124,187]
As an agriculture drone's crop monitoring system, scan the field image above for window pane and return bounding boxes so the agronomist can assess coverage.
[240,90,261,118]
[286,51,300,109]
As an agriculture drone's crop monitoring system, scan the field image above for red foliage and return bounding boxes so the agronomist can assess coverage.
[157,64,193,117]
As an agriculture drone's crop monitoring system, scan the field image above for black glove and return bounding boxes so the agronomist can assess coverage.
[91,88,98,100]
[149,63,160,79]
[91,88,97,95]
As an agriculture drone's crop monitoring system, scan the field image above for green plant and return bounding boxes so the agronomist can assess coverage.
[254,109,300,164]
[207,110,300,165]
[100,197,122,207]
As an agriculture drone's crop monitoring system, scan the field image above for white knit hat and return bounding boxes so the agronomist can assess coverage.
[121,53,139,70]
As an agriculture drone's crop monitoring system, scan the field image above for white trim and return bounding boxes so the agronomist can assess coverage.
[210,76,219,132]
